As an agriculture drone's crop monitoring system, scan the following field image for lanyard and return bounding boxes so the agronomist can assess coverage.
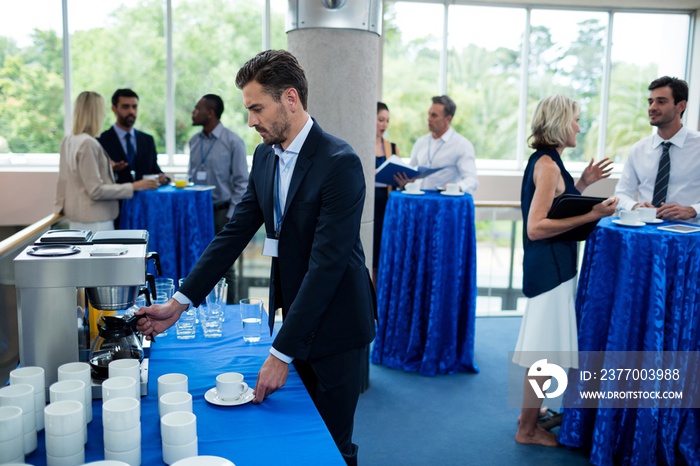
[273,163,284,238]
[427,137,444,167]
[199,135,218,167]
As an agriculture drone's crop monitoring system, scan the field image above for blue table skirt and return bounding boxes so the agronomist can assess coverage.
[558,217,700,465]
[119,186,215,283]
[371,190,479,376]
[25,306,344,465]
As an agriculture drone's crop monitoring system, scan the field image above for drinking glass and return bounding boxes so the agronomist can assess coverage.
[239,298,263,343]
[200,304,223,338]
[176,309,196,340]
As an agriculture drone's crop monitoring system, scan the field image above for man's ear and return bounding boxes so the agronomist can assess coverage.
[283,88,300,112]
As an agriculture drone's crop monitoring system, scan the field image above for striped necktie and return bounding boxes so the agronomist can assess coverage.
[651,142,672,207]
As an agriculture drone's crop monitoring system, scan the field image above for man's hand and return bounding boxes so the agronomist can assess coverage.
[158,173,168,186]
[393,172,414,190]
[253,354,289,404]
[111,160,129,172]
[134,298,188,339]
[657,203,697,221]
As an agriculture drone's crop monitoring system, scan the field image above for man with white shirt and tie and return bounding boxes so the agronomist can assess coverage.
[614,76,700,222]
[403,95,478,193]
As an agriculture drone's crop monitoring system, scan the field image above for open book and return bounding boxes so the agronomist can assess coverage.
[375,155,445,187]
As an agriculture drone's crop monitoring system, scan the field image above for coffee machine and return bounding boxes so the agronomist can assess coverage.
[14,230,155,397]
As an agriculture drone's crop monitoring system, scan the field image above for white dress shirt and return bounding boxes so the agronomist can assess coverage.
[614,125,700,218]
[409,126,478,193]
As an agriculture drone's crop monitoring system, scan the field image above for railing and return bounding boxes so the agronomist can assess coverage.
[0,213,64,260]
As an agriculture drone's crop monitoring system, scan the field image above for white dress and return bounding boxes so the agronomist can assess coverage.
[512,276,578,369]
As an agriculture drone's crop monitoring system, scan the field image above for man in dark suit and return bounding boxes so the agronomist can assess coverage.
[98,88,168,185]
[136,50,375,465]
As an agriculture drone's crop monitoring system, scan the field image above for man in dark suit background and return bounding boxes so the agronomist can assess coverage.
[99,88,168,185]
[136,50,375,465]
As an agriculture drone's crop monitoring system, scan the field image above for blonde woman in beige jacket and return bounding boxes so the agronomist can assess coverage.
[55,91,157,231]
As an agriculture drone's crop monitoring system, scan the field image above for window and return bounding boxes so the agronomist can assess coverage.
[606,12,690,162]
[0,0,63,155]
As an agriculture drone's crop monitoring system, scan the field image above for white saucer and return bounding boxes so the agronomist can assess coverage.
[612,219,645,227]
[440,191,464,196]
[643,218,663,224]
[204,387,254,406]
[403,191,425,195]
[171,455,235,466]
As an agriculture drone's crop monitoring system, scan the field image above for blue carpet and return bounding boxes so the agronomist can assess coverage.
[355,316,592,466]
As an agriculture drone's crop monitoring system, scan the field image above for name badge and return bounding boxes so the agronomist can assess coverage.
[196,171,207,181]
[262,238,279,257]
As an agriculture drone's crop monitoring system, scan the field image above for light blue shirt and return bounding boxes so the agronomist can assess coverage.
[112,124,137,156]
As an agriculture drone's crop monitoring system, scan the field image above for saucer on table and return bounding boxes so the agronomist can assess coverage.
[402,190,425,195]
[643,218,663,224]
[440,191,464,196]
[204,386,254,406]
[612,219,645,227]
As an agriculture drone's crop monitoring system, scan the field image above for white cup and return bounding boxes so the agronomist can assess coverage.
[143,174,159,181]
[103,424,141,452]
[9,366,45,431]
[0,421,25,463]
[102,397,140,432]
[171,457,234,466]
[84,462,132,465]
[619,209,640,225]
[0,384,35,428]
[160,411,197,445]
[158,373,189,398]
[57,362,93,424]
[109,359,142,399]
[0,405,23,442]
[637,207,657,222]
[102,377,138,402]
[45,430,84,457]
[444,182,460,194]
[162,437,198,465]
[159,392,193,418]
[404,181,420,193]
[104,445,141,466]
[47,449,85,466]
[44,400,84,436]
[215,372,248,401]
[22,428,38,455]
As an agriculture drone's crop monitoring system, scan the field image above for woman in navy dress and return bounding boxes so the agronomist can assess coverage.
[514,95,617,447]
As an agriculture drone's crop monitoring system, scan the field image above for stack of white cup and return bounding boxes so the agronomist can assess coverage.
[9,366,46,432]
[109,359,142,399]
[102,376,139,402]
[0,384,37,455]
[157,372,192,417]
[102,397,141,466]
[49,379,88,444]
[161,411,198,464]
[0,406,25,463]
[44,400,85,466]
[57,362,93,425]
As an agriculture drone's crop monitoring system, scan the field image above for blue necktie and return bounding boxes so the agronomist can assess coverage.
[125,132,136,167]
[651,142,672,207]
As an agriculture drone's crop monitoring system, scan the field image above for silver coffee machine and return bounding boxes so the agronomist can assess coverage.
[14,230,152,396]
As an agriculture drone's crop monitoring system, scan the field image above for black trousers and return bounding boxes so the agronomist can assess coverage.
[293,347,363,466]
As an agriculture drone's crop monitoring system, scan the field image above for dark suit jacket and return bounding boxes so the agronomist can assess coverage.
[98,126,164,183]
[180,121,376,360]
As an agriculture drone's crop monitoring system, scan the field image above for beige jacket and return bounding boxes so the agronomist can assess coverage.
[55,133,134,223]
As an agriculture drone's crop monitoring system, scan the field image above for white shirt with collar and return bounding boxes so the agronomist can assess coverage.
[614,125,700,218]
[113,124,137,155]
[174,115,314,364]
[409,126,478,193]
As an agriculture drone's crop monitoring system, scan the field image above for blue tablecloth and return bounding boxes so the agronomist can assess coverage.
[371,190,479,376]
[558,217,700,466]
[25,305,345,465]
[119,186,215,283]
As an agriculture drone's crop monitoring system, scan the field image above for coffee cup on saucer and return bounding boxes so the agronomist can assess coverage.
[637,207,657,222]
[619,210,640,225]
[404,182,421,194]
[444,183,460,195]
[215,373,248,401]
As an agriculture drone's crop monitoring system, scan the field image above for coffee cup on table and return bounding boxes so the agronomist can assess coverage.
[215,372,248,401]
[404,182,420,193]
[619,210,640,225]
[444,183,460,194]
[143,174,159,181]
[637,207,657,222]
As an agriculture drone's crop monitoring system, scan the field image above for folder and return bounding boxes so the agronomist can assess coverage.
[546,194,607,241]
[375,155,445,187]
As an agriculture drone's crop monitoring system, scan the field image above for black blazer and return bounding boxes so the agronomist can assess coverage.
[180,121,376,360]
[98,126,164,183]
